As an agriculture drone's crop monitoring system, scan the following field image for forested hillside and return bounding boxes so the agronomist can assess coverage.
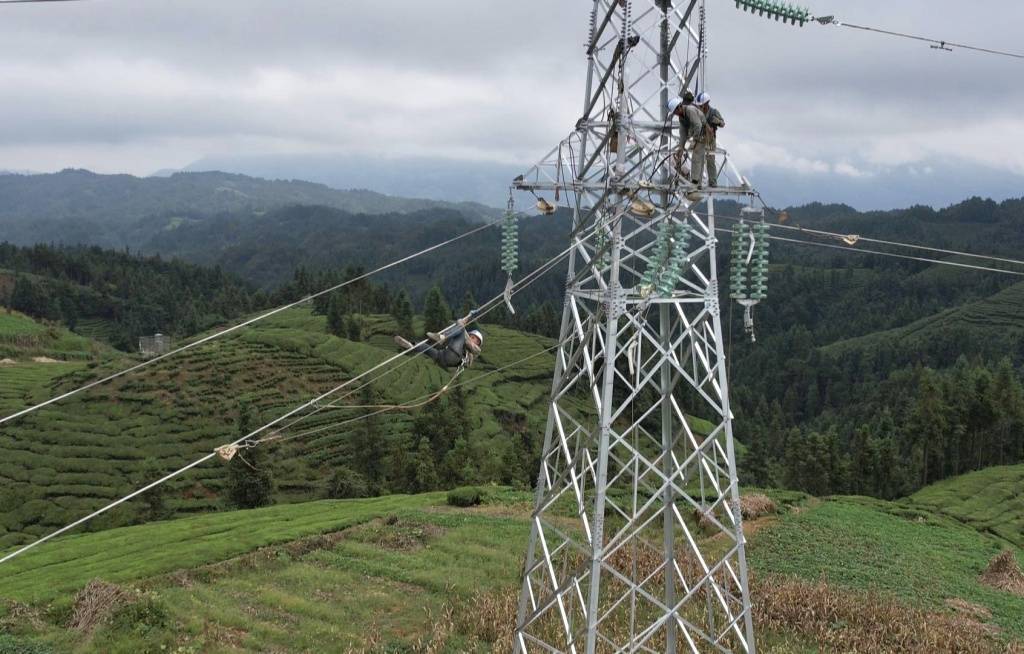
[0,304,556,549]
[3,187,1024,507]
[0,169,496,248]
[0,244,263,351]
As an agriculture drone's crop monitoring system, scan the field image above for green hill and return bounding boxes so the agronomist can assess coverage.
[0,169,496,248]
[0,482,1021,653]
[821,280,1024,362]
[0,306,557,549]
[906,465,1024,548]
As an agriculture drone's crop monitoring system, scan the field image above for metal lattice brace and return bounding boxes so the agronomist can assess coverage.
[512,1,758,652]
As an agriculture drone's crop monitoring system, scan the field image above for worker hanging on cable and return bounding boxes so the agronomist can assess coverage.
[394,310,484,369]
[692,92,725,188]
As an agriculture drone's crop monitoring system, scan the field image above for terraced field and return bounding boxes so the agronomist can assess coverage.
[907,464,1024,548]
[1,483,1021,653]
[0,307,557,548]
[0,311,99,361]
[821,280,1024,359]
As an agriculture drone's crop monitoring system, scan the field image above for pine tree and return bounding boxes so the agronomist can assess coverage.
[460,290,477,321]
[392,289,414,335]
[388,436,416,493]
[991,358,1024,463]
[225,402,274,509]
[413,436,439,491]
[345,316,362,342]
[423,285,451,335]
[444,436,478,486]
[326,293,346,337]
[353,385,386,493]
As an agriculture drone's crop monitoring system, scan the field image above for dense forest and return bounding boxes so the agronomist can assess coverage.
[0,244,263,350]
[3,178,1024,505]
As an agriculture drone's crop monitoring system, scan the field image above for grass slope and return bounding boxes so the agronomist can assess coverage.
[0,311,100,361]
[907,464,1024,548]
[1,478,1022,652]
[822,280,1024,357]
[749,497,1024,639]
[0,308,556,547]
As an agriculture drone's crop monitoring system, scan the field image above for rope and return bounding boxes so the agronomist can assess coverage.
[0,218,503,427]
[247,364,468,448]
[0,227,590,567]
[261,343,561,446]
[255,232,584,442]
[0,333,437,567]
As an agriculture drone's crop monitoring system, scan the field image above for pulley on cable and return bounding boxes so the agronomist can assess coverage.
[501,192,520,315]
[729,207,770,341]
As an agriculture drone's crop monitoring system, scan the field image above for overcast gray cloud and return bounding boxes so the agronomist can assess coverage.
[0,0,1021,208]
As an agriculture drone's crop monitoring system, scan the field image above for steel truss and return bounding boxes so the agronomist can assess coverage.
[513,1,756,652]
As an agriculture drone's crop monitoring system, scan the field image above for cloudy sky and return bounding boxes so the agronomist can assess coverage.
[0,0,1021,209]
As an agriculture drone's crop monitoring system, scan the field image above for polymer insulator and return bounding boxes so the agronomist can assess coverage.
[501,211,519,275]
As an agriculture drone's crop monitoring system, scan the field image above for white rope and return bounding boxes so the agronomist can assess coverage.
[233,225,585,446]
[270,343,561,446]
[0,230,586,567]
[0,335,429,567]
[0,218,502,427]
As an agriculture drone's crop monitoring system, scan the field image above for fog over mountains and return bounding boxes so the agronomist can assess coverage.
[182,153,1024,211]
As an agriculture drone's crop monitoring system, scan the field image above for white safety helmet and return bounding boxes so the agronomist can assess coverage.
[469,329,484,345]
[666,96,685,113]
[695,92,711,106]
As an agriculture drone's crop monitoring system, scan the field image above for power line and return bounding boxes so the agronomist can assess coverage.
[709,209,1024,271]
[0,338,426,567]
[735,2,1024,61]
[819,17,1024,61]
[713,226,1024,277]
[242,227,585,441]
[0,218,501,428]
[255,342,561,447]
[0,231,584,567]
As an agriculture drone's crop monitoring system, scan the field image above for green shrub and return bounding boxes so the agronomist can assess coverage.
[0,635,53,654]
[326,467,369,499]
[446,486,482,508]
[108,595,169,635]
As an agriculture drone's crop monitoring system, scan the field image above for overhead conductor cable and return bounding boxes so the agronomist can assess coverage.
[0,218,503,427]
[0,228,592,567]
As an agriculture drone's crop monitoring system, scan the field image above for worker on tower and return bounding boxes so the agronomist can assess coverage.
[394,312,483,369]
[667,91,704,180]
[692,92,725,188]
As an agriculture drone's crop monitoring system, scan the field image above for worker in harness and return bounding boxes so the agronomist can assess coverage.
[667,91,704,181]
[394,312,483,369]
[693,92,725,188]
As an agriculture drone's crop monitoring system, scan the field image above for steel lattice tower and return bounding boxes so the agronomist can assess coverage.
[512,1,758,652]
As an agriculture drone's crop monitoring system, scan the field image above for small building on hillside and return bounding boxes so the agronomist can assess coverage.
[139,333,171,357]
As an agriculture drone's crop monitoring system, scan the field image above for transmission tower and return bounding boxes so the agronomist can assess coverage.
[512,1,758,652]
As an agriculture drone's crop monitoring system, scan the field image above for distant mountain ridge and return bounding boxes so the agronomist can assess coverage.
[0,168,498,248]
